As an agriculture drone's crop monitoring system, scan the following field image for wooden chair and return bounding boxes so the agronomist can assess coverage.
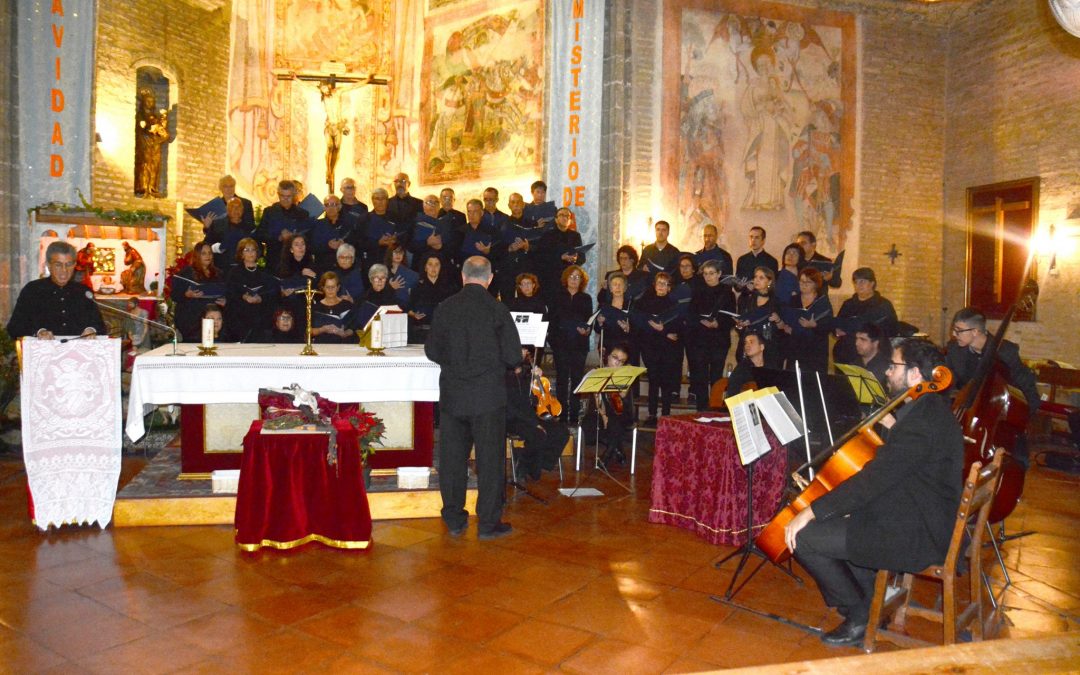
[863,451,1004,652]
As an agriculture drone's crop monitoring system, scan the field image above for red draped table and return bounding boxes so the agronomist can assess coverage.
[649,414,787,546]
[235,420,372,552]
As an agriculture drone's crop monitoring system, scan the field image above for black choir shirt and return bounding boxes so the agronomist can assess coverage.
[735,248,779,281]
[7,278,107,338]
[639,242,681,278]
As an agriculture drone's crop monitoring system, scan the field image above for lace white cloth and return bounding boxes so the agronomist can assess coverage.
[21,337,122,530]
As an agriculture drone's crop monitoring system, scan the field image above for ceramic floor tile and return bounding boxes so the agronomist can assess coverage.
[560,638,679,675]
[413,600,527,642]
[75,630,211,675]
[485,618,596,666]
[294,604,409,647]
[350,624,473,672]
[171,606,280,653]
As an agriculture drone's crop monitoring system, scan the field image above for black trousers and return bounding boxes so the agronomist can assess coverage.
[687,336,730,411]
[553,346,587,423]
[795,517,878,622]
[642,341,680,416]
[438,407,506,530]
[508,418,569,476]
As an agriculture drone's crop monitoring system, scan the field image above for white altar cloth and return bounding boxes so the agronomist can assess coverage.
[21,337,122,529]
[126,343,440,441]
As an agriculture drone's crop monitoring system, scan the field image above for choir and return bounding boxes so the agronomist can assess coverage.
[173,173,906,425]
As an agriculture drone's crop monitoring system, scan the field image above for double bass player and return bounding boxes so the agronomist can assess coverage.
[783,338,964,647]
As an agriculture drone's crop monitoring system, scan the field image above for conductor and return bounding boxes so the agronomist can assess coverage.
[425,256,522,540]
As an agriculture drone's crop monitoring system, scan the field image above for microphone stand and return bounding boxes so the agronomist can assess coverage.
[90,294,181,356]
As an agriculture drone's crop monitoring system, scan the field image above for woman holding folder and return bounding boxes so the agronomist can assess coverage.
[171,241,224,342]
[551,265,593,425]
[778,267,833,373]
[225,237,279,341]
[633,272,681,426]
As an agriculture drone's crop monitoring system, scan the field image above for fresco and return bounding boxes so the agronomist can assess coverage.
[662,0,856,257]
[419,1,545,184]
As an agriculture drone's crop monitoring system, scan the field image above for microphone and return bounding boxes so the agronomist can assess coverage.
[87,291,182,356]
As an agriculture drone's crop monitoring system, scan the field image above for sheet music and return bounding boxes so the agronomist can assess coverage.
[510,312,548,347]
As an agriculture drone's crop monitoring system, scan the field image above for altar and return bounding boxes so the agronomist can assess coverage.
[126,343,440,476]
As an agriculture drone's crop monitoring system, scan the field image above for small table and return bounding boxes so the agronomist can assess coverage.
[235,420,372,552]
[648,414,786,547]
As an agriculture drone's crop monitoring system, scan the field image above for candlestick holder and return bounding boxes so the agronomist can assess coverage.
[298,278,319,356]
[197,344,218,356]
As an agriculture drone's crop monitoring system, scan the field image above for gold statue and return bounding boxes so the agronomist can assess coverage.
[134,88,171,198]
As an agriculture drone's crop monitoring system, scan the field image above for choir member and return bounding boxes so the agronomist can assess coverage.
[481,187,509,237]
[503,273,548,317]
[735,226,779,281]
[261,307,300,343]
[384,243,418,307]
[201,304,235,343]
[407,253,457,344]
[833,267,897,365]
[339,177,369,220]
[694,224,733,275]
[779,267,834,374]
[225,237,279,342]
[203,196,253,272]
[311,194,360,273]
[388,172,423,228]
[796,230,840,288]
[310,271,355,344]
[600,244,648,304]
[171,241,224,343]
[594,272,635,363]
[633,272,681,426]
[459,198,497,267]
[536,207,585,307]
[329,243,365,304]
[639,220,680,279]
[735,266,783,366]
[438,187,467,234]
[276,233,318,317]
[685,259,736,411]
[258,180,311,269]
[495,192,538,302]
[551,265,593,425]
[361,264,401,307]
[776,242,805,307]
[409,194,458,270]
[362,188,402,273]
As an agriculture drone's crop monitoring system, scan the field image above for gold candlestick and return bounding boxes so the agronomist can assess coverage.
[299,278,319,356]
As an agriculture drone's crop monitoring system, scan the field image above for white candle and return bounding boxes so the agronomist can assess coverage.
[201,318,214,349]
[370,315,382,349]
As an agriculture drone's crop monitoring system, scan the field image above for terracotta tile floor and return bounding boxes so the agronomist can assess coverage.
[0,444,1077,673]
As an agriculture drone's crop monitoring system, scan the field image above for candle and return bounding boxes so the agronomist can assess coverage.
[370,314,382,350]
[201,318,214,349]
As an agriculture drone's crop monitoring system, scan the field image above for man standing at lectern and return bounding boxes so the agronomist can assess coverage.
[425,256,522,540]
[8,241,106,339]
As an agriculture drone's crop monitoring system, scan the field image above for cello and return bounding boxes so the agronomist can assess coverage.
[755,366,953,564]
[951,277,1039,524]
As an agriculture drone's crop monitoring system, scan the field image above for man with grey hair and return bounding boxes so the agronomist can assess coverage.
[362,187,400,272]
[8,241,107,339]
[425,256,522,539]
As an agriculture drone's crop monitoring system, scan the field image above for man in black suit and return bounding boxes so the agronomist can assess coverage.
[425,256,522,540]
[8,241,107,339]
[785,338,963,647]
[735,226,778,281]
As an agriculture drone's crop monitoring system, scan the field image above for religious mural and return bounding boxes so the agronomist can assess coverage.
[662,0,855,257]
[419,1,545,184]
[227,0,388,204]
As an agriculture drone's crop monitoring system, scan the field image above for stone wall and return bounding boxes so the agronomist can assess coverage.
[0,3,20,319]
[943,0,1080,363]
[92,0,232,258]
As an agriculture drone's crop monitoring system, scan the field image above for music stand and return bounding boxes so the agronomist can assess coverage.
[711,400,802,600]
[568,365,646,495]
[834,363,888,407]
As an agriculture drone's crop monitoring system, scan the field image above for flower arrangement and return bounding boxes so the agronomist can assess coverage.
[338,406,386,463]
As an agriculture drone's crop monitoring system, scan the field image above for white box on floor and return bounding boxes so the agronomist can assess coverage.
[396,466,430,489]
[211,469,241,494]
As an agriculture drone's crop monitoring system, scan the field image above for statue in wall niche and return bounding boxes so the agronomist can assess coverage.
[134,88,172,198]
[120,242,147,295]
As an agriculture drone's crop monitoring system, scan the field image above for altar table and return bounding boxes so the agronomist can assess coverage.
[126,343,440,474]
[235,420,372,551]
[648,414,787,546]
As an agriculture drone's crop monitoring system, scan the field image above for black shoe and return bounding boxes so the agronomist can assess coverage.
[642,416,658,427]
[478,522,513,540]
[447,523,466,537]
[820,617,867,647]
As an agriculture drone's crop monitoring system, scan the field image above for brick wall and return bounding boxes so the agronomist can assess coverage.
[92,0,231,260]
[943,0,1080,364]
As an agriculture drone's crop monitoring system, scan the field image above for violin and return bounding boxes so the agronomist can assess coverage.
[755,366,953,564]
[530,366,562,420]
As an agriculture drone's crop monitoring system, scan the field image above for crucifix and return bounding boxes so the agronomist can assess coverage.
[273,65,390,194]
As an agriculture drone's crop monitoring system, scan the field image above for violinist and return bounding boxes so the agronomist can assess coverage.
[596,345,635,466]
[946,307,1041,466]
[784,338,963,647]
[724,331,767,400]
[505,348,570,481]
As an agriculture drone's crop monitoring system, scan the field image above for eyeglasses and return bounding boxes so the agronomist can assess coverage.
[242,247,258,253]
[887,361,908,370]
[951,327,976,336]
[338,255,355,261]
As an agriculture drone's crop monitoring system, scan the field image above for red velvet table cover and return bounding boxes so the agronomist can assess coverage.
[649,414,787,546]
[235,420,372,552]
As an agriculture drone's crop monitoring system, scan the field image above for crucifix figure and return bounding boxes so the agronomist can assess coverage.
[273,68,390,194]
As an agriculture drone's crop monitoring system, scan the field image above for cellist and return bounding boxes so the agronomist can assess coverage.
[505,347,570,481]
[947,307,1041,467]
[784,338,964,647]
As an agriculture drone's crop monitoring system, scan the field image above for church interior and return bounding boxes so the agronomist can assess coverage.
[1,0,1079,671]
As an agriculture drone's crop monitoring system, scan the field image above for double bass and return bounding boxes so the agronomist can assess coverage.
[755,366,953,563]
[951,277,1039,524]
